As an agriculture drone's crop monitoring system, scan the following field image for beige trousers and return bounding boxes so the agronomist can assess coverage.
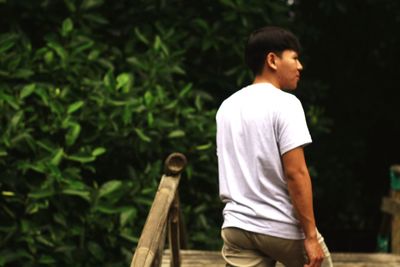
[221,227,333,267]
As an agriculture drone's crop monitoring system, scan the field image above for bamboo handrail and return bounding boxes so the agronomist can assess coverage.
[130,153,187,267]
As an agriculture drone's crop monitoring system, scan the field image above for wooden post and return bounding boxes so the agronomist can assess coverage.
[168,193,181,267]
[390,165,400,254]
[131,153,187,267]
[381,165,400,254]
[179,207,188,250]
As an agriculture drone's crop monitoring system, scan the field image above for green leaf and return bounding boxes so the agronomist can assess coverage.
[192,18,209,31]
[107,99,128,106]
[98,180,122,198]
[135,197,153,207]
[82,13,109,24]
[44,50,54,64]
[194,204,207,214]
[38,254,56,264]
[88,49,100,60]
[53,213,67,227]
[103,71,115,90]
[61,189,90,201]
[36,139,56,152]
[168,130,185,138]
[20,83,36,99]
[26,201,49,214]
[65,123,81,146]
[25,162,47,174]
[123,105,132,125]
[134,128,151,142]
[126,56,146,69]
[34,86,49,106]
[36,236,55,248]
[66,153,95,163]
[71,39,94,55]
[0,33,17,54]
[116,73,130,87]
[2,191,15,196]
[195,142,212,150]
[7,55,21,71]
[147,112,154,127]
[63,179,87,190]
[179,84,192,98]
[13,69,34,79]
[92,147,106,157]
[195,95,202,110]
[64,0,76,12]
[61,18,74,37]
[10,111,23,129]
[171,65,185,75]
[120,229,139,243]
[88,241,104,261]
[219,0,236,8]
[47,41,67,62]
[67,101,84,114]
[144,91,153,106]
[0,249,34,265]
[20,220,30,233]
[81,0,104,10]
[134,27,149,45]
[165,100,178,110]
[120,208,137,227]
[50,148,64,166]
[154,35,162,50]
[95,204,119,214]
[0,92,19,109]
[10,133,33,148]
[98,58,114,70]
[28,189,54,199]
[116,73,133,92]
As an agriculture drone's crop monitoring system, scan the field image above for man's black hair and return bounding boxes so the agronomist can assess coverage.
[244,26,301,75]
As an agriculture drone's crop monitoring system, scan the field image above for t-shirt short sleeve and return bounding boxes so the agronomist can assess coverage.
[276,96,312,155]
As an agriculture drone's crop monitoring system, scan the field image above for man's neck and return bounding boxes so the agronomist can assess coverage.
[253,75,281,89]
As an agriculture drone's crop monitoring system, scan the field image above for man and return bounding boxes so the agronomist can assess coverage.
[216,26,333,267]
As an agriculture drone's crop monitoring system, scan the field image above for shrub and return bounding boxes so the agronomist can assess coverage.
[0,7,216,267]
[0,0,304,265]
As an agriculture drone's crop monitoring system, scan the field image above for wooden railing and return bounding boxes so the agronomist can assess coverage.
[130,153,188,267]
[130,155,400,267]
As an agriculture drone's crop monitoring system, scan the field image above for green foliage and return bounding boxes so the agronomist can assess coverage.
[0,0,311,265]
[0,2,217,266]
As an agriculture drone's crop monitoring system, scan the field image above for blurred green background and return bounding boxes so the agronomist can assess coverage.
[1,0,400,266]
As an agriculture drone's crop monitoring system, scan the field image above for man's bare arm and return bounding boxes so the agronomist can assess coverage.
[282,147,324,267]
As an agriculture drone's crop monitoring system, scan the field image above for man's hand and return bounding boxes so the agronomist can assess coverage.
[304,237,324,267]
[282,147,324,267]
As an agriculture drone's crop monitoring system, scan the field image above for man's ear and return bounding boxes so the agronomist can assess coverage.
[266,52,278,71]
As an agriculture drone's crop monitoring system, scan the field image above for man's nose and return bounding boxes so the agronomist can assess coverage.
[297,60,303,71]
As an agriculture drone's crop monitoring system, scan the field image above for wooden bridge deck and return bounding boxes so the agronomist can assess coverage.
[132,155,400,267]
[162,250,400,267]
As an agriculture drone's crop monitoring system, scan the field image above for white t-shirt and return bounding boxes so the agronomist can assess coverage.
[216,82,312,240]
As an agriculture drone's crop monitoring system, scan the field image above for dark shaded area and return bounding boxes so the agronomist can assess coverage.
[294,0,400,252]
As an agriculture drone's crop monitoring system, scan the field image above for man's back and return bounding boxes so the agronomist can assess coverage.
[217,82,312,240]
